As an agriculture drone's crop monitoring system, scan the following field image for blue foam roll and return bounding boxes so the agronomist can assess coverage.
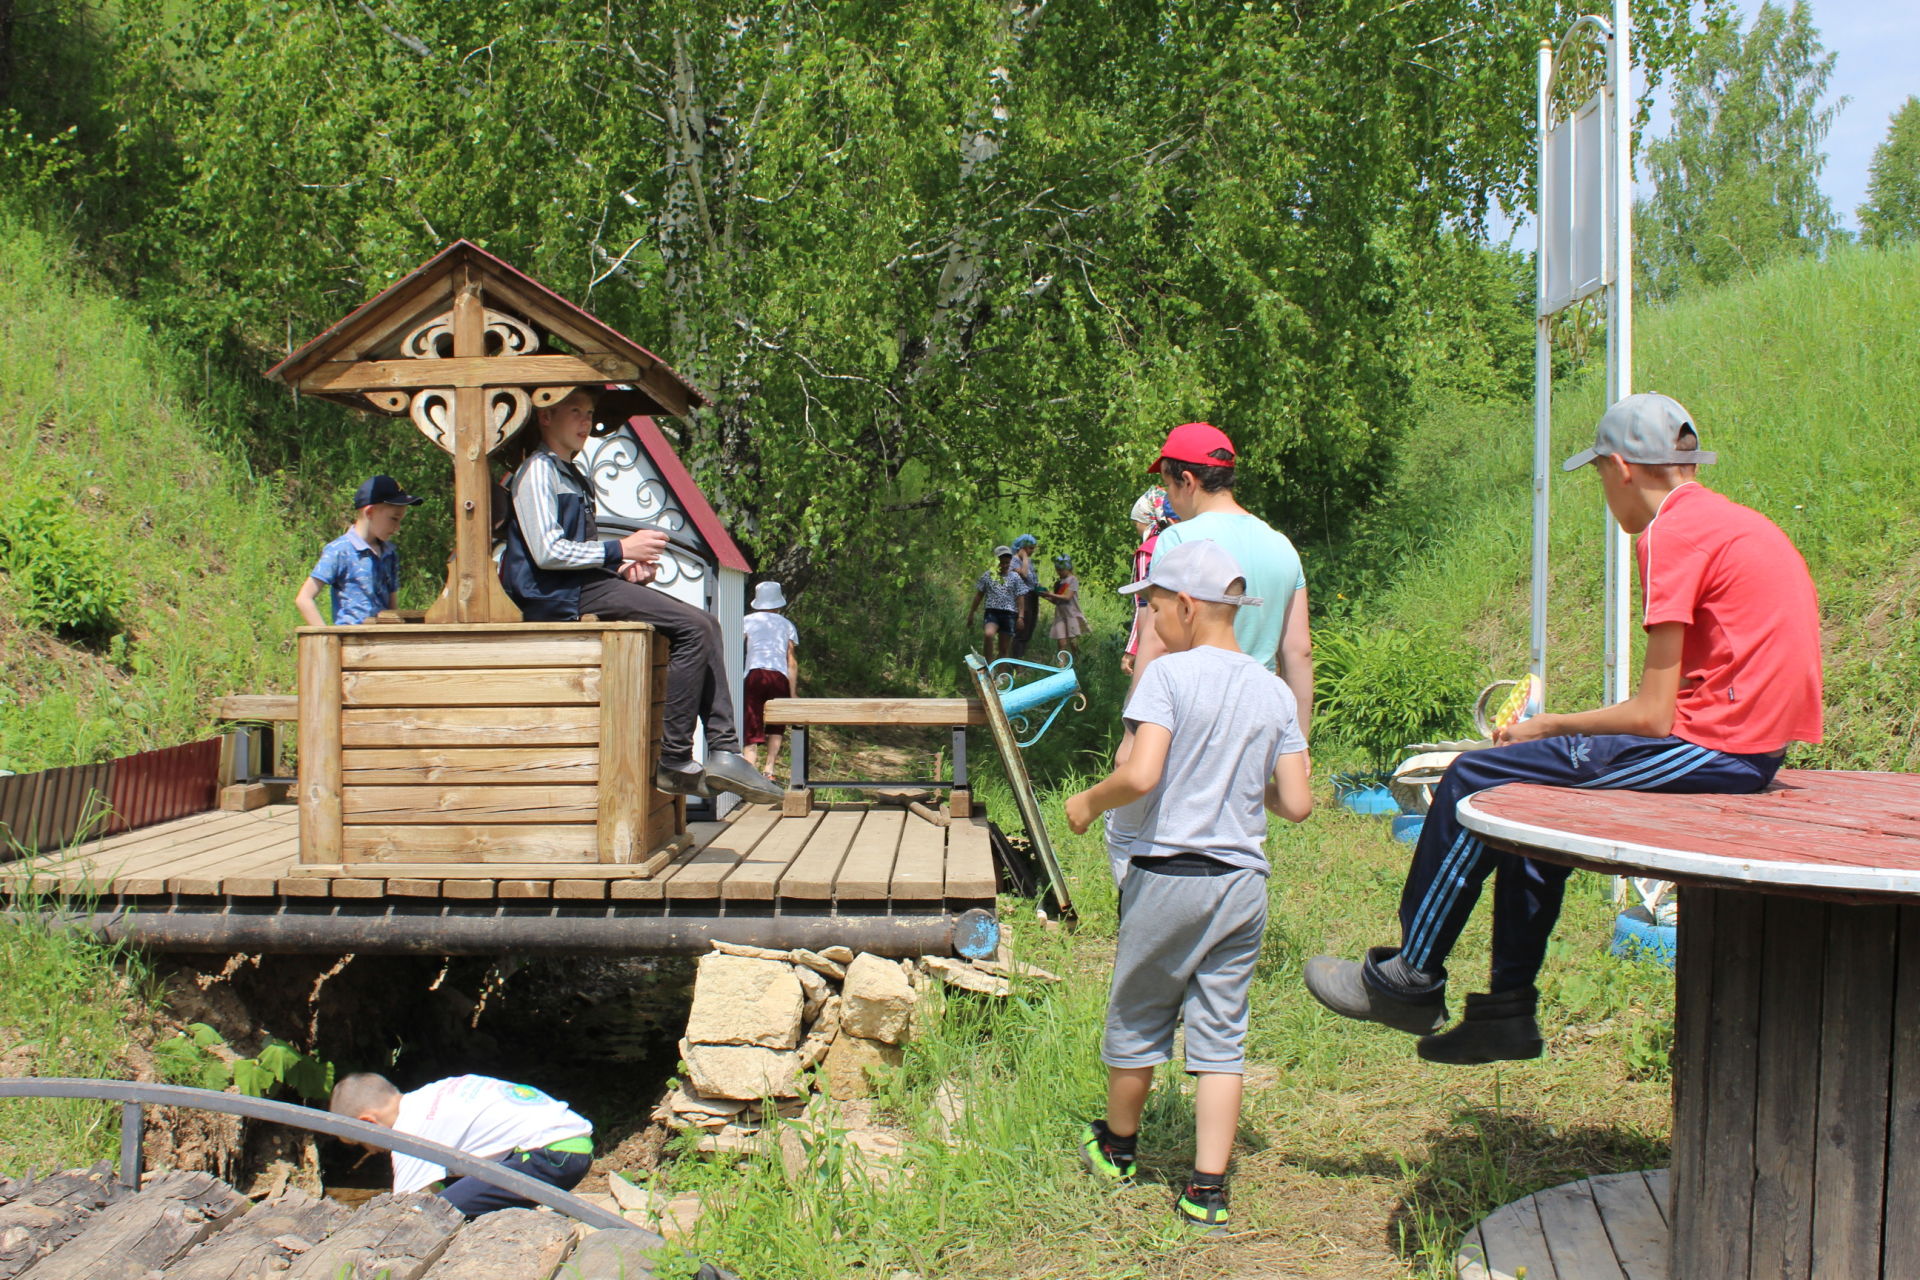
[1609,910,1676,968]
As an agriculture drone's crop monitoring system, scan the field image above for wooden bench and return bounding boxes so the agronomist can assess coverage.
[212,694,300,810]
[764,698,987,818]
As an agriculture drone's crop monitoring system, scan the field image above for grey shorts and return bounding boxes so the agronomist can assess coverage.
[1101,863,1267,1074]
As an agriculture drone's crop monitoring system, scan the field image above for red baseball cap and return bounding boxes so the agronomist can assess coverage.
[1148,421,1236,473]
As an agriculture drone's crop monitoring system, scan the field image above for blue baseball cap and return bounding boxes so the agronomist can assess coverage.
[354,475,423,508]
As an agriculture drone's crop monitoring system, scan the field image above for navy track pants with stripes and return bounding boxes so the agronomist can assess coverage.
[1397,734,1782,994]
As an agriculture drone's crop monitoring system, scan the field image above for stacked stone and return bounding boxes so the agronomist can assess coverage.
[660,940,1059,1145]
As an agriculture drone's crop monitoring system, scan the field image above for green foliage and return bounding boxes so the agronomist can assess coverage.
[7,0,1705,587]
[1318,242,1920,772]
[231,1037,335,1102]
[1859,96,1920,249]
[1313,627,1482,770]
[0,495,129,640]
[153,1023,234,1092]
[1637,1,1843,301]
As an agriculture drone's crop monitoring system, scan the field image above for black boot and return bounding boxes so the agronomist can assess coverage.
[1416,986,1543,1065]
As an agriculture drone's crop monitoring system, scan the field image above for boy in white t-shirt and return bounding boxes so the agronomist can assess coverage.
[330,1072,593,1217]
[741,580,801,776]
[1065,539,1312,1232]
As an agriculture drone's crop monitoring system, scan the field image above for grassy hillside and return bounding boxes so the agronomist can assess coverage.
[0,217,453,773]
[1319,243,1920,771]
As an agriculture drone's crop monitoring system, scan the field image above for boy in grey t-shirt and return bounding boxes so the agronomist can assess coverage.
[1065,539,1312,1231]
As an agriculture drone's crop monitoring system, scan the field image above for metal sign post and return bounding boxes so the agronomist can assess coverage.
[1533,0,1635,707]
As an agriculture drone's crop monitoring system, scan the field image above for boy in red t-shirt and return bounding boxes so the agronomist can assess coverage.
[1305,393,1823,1065]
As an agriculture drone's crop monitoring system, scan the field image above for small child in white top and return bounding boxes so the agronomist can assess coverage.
[742,580,801,775]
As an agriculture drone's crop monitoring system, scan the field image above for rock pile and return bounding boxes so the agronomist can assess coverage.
[656,939,1058,1145]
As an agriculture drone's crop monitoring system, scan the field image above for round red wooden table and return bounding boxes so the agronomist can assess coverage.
[1458,769,1920,1280]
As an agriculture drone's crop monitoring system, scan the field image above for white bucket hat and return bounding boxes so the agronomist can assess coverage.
[751,581,787,610]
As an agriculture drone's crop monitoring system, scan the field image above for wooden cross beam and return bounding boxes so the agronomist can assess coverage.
[305,354,640,393]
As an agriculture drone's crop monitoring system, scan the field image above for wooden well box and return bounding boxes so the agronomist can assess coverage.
[296,622,683,867]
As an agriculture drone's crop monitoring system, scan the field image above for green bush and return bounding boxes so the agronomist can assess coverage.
[0,494,128,640]
[1314,627,1482,769]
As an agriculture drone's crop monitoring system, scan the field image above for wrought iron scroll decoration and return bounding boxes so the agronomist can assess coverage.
[581,429,707,589]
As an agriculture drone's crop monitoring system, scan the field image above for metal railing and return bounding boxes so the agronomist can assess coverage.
[0,1078,740,1278]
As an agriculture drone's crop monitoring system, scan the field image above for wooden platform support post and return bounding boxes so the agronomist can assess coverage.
[597,630,650,863]
[296,633,343,863]
[1670,886,1920,1278]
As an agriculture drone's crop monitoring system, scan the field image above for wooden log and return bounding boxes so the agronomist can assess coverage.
[26,1170,246,1280]
[763,697,986,726]
[0,1165,125,1280]
[342,633,604,670]
[161,1188,352,1280]
[281,1192,464,1280]
[417,1206,576,1280]
[297,632,344,864]
[907,800,949,828]
[338,825,598,863]
[341,668,601,708]
[599,630,650,863]
[342,785,599,825]
[341,706,599,748]
[214,694,299,722]
[342,748,599,786]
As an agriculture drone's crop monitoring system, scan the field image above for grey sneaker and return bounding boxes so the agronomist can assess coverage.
[1302,947,1449,1036]
[654,762,713,799]
[700,750,784,805]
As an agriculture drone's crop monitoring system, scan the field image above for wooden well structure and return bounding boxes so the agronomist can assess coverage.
[268,241,710,872]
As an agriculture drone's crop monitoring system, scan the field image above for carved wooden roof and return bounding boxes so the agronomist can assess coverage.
[265,240,710,420]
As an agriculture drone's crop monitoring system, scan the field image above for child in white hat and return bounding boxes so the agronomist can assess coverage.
[742,581,800,777]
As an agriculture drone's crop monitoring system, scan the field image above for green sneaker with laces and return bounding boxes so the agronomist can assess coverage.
[1175,1182,1229,1230]
[1077,1121,1137,1182]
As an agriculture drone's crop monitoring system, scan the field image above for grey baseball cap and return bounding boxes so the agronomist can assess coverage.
[1118,538,1263,607]
[1561,392,1718,471]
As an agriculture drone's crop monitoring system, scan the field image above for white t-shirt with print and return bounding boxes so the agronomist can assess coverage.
[389,1075,592,1193]
[743,611,800,676]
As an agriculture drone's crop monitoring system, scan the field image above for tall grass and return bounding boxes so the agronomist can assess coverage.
[1315,242,1920,771]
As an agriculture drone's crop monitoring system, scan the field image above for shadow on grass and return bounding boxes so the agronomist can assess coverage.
[1290,1103,1668,1268]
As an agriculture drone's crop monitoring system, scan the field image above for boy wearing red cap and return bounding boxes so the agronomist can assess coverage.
[1138,423,1313,734]
[1304,394,1823,1064]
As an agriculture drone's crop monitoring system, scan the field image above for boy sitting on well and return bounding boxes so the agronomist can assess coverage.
[330,1072,593,1217]
[1065,539,1312,1230]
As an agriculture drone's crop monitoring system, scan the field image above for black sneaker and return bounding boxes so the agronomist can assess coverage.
[1174,1182,1229,1231]
[1417,987,1544,1065]
[1077,1121,1137,1182]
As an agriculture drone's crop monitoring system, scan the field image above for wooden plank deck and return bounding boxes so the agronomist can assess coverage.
[1456,1170,1670,1280]
[0,800,1000,911]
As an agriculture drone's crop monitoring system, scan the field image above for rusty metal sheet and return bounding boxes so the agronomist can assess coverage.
[103,738,222,836]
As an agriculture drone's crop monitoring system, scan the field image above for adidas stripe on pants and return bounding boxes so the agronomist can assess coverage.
[1397,734,1782,994]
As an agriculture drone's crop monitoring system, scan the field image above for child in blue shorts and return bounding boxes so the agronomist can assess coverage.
[967,544,1031,660]
[295,475,422,626]
[1066,539,1313,1230]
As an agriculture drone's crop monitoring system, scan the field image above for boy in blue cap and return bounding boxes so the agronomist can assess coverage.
[295,475,422,626]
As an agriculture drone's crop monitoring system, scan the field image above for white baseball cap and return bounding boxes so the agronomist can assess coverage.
[1562,392,1718,471]
[1118,539,1263,607]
